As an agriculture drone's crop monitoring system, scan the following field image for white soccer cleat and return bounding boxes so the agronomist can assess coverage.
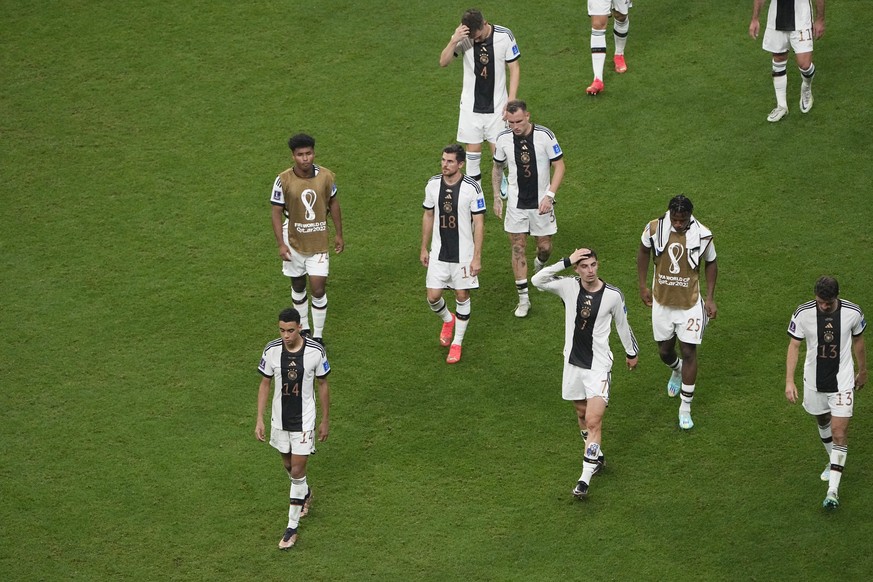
[822,490,839,509]
[767,106,788,123]
[514,300,531,318]
[667,370,681,397]
[800,84,814,113]
[820,463,830,482]
[678,411,694,430]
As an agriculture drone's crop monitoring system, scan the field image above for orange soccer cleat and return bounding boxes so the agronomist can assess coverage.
[439,314,456,347]
[586,78,604,95]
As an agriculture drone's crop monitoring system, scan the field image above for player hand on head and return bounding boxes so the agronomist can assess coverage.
[452,23,470,43]
[569,248,592,265]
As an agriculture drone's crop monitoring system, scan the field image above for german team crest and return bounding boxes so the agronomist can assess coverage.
[823,331,835,343]
[520,151,531,164]
[580,296,592,320]
[443,201,453,213]
[479,50,490,65]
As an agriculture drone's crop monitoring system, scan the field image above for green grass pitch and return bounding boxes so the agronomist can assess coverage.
[2,1,873,579]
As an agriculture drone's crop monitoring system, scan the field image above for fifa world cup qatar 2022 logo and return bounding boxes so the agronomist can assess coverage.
[301,189,318,221]
[667,242,685,274]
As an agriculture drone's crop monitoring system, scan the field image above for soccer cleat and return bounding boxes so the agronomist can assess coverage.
[586,78,604,95]
[300,489,313,518]
[822,490,839,509]
[592,455,606,476]
[572,480,589,498]
[613,55,627,74]
[447,343,462,364]
[767,106,788,123]
[514,300,531,318]
[667,370,681,397]
[800,84,814,113]
[301,329,312,338]
[439,314,456,347]
[278,527,298,550]
[679,411,694,430]
[820,463,831,482]
[313,337,324,346]
[499,174,508,200]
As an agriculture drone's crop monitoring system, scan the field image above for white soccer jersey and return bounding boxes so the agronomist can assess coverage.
[788,299,866,393]
[258,338,331,432]
[455,24,520,114]
[493,125,563,210]
[532,260,639,372]
[767,0,814,32]
[423,174,486,264]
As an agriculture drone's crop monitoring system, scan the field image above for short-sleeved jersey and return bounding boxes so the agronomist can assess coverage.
[641,219,716,309]
[270,164,337,254]
[532,261,639,372]
[767,0,814,32]
[788,300,866,393]
[258,338,331,432]
[454,24,520,114]
[423,174,486,264]
[493,125,563,210]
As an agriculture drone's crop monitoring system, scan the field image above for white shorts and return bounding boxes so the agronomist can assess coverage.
[282,223,329,277]
[652,298,707,344]
[562,362,611,403]
[762,28,814,55]
[270,426,315,455]
[457,107,507,145]
[504,204,557,236]
[589,0,632,17]
[426,258,479,290]
[802,386,854,418]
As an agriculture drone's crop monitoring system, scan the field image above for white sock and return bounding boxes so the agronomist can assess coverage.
[828,445,847,494]
[818,422,833,456]
[772,59,788,108]
[679,383,695,414]
[291,287,310,332]
[453,298,471,345]
[466,151,482,182]
[579,442,601,485]
[800,62,815,87]
[613,17,629,55]
[311,294,327,338]
[590,29,607,80]
[428,297,453,323]
[288,476,308,528]
[516,279,530,303]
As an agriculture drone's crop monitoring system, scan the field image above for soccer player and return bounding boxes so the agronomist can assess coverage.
[255,307,331,549]
[439,8,520,191]
[636,195,717,430]
[532,247,639,499]
[270,133,344,344]
[492,100,565,318]
[786,276,867,509]
[421,144,486,364]
[585,0,633,95]
[749,0,826,122]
